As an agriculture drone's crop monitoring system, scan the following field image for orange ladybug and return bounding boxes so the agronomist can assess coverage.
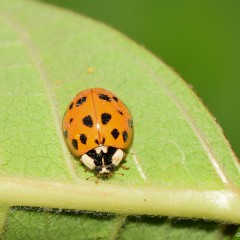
[62,88,133,177]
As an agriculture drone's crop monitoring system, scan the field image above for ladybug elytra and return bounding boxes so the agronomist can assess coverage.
[62,88,133,177]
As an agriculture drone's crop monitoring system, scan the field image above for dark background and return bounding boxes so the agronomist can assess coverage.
[42,0,240,157]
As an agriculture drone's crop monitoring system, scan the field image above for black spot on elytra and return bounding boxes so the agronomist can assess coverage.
[111,129,119,140]
[128,119,133,128]
[69,102,74,110]
[72,139,78,149]
[122,131,128,142]
[63,130,68,138]
[95,139,99,144]
[98,94,111,102]
[80,134,87,144]
[76,96,87,107]
[118,110,123,115]
[113,96,118,102]
[82,115,93,127]
[101,113,112,124]
[69,118,73,124]
[102,137,105,145]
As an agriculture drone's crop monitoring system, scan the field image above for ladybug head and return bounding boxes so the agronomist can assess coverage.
[81,146,124,177]
[94,164,115,177]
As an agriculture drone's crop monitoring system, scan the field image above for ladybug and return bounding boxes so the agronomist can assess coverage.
[62,88,133,177]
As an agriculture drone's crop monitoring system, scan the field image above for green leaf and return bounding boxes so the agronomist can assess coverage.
[0,0,239,238]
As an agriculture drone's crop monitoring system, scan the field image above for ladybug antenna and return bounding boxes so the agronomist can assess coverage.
[86,175,98,181]
[114,172,124,177]
[86,172,124,181]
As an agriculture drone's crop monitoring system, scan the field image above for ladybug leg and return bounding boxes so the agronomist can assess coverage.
[86,175,100,184]
[119,151,128,170]
[121,164,129,170]
[80,158,90,173]
[83,167,92,173]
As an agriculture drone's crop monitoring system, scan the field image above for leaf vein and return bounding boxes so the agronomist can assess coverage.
[130,149,147,181]
[132,56,230,185]
[2,15,80,182]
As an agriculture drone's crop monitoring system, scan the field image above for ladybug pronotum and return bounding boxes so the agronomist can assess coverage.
[62,88,133,177]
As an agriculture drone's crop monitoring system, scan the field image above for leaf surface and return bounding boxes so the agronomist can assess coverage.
[0,0,240,238]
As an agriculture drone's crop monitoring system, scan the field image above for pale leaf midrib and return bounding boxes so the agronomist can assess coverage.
[0,176,240,223]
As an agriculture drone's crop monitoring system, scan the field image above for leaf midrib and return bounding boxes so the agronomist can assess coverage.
[0,175,240,223]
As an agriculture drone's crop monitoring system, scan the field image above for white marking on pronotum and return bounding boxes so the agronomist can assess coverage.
[130,149,147,181]
[112,149,124,166]
[81,154,95,170]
